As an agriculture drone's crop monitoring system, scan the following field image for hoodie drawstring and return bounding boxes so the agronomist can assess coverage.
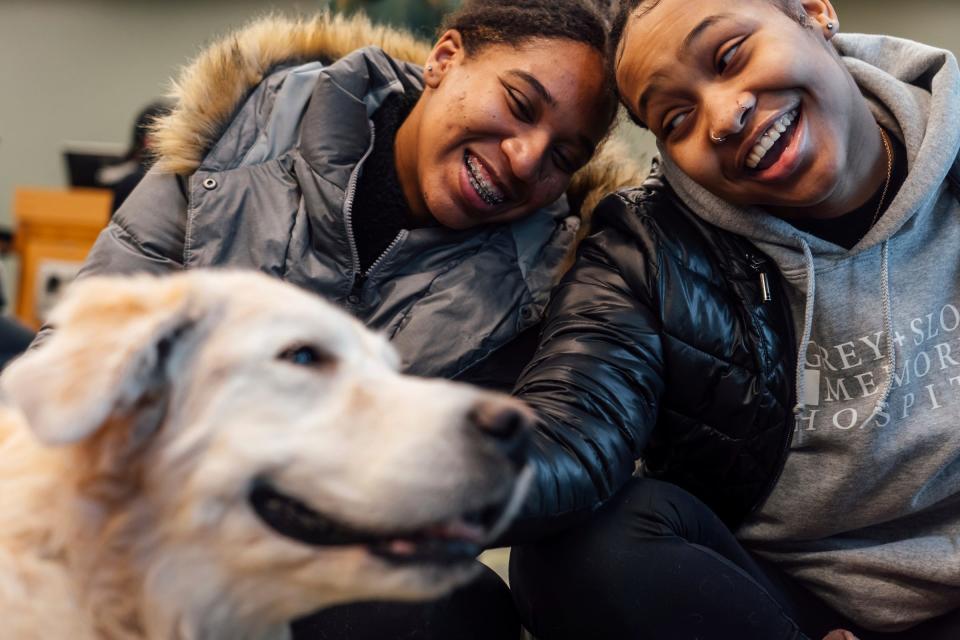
[792,237,897,430]
[792,237,817,429]
[865,239,896,425]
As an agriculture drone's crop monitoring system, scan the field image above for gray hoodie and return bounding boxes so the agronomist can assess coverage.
[661,34,960,631]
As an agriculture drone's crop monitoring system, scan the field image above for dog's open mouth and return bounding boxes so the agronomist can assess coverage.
[249,471,531,565]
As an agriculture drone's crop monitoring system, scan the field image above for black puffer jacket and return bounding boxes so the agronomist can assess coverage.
[511,168,799,540]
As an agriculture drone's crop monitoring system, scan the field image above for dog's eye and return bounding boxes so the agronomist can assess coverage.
[277,345,335,368]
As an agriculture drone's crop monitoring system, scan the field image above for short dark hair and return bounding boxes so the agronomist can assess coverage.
[441,0,610,58]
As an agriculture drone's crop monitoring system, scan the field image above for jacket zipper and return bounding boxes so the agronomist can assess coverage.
[744,257,798,519]
[746,253,773,303]
[342,122,408,304]
[365,230,408,278]
[343,121,376,290]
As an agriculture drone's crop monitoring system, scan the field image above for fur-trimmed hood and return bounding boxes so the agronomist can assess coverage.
[152,12,430,176]
[79,14,647,387]
[151,12,644,230]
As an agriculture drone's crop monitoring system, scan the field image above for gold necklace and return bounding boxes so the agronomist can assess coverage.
[871,126,894,227]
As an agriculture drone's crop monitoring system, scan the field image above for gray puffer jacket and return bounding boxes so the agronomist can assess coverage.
[79,15,639,382]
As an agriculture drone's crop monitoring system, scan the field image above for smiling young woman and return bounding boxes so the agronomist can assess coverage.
[79,1,621,390]
[67,1,634,638]
[612,0,890,220]
[396,27,610,230]
[503,0,960,639]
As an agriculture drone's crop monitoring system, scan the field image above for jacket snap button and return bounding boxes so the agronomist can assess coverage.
[347,294,360,304]
[520,307,533,320]
[202,177,218,190]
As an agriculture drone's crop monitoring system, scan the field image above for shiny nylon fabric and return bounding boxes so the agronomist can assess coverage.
[510,171,795,541]
[79,47,576,382]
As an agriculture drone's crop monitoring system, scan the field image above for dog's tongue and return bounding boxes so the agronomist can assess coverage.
[385,539,418,556]
[426,518,486,543]
[384,520,486,558]
[374,535,482,565]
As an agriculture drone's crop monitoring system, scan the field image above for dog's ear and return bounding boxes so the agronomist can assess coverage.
[2,275,196,446]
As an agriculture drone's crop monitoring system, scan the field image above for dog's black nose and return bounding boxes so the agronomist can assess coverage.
[468,399,532,468]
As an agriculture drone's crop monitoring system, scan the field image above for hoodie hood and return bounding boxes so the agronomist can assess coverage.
[714,36,960,630]
[661,33,960,422]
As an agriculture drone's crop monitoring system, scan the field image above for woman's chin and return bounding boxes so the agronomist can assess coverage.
[716,170,837,213]
[430,191,505,230]
[425,203,475,231]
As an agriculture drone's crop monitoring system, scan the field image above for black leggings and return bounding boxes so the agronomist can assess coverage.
[510,478,960,640]
[290,562,521,639]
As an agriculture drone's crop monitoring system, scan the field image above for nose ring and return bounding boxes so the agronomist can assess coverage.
[711,101,748,143]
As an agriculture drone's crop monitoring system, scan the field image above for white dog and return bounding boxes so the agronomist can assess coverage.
[0,271,532,640]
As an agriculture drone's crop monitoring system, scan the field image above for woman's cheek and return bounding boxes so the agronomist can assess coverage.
[675,148,719,188]
[535,176,569,210]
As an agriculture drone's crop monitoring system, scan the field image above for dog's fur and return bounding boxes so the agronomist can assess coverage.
[0,271,530,640]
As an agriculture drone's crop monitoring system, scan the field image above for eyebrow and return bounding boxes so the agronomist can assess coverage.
[635,75,665,128]
[505,69,555,107]
[505,69,596,159]
[633,13,733,124]
[682,14,733,55]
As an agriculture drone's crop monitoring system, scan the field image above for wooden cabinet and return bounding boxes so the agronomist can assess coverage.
[12,188,111,329]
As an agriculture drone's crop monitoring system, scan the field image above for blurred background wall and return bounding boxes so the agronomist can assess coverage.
[0,0,958,313]
[0,0,458,236]
[2,0,958,229]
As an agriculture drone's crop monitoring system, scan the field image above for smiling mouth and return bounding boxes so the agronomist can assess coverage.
[745,107,800,172]
[464,150,506,206]
[249,479,514,566]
